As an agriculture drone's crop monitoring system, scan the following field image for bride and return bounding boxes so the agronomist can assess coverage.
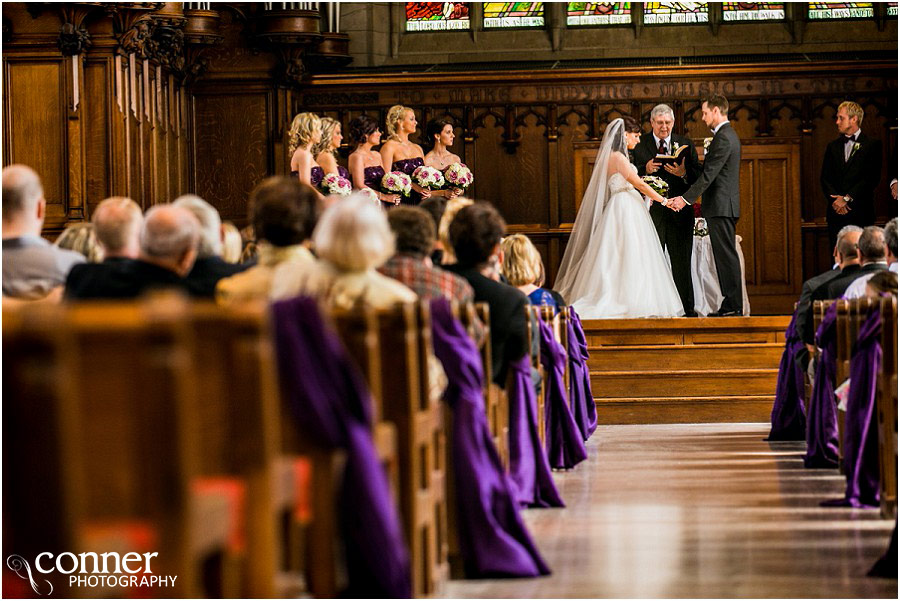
[554,117,684,319]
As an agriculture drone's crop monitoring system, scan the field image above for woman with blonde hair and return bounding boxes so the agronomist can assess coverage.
[311,117,351,184]
[380,104,431,204]
[288,112,325,195]
[55,222,103,263]
[220,221,243,264]
[437,196,473,265]
[501,233,559,312]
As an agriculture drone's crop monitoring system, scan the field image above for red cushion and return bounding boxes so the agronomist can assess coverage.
[192,477,247,554]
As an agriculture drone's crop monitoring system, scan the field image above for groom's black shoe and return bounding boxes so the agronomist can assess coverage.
[709,309,741,317]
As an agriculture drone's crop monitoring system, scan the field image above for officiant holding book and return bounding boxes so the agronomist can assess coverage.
[635,103,701,317]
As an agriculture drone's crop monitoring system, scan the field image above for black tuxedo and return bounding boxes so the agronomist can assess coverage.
[684,121,743,314]
[634,132,701,315]
[794,266,843,347]
[65,258,189,300]
[184,256,249,298]
[444,264,528,387]
[821,131,882,249]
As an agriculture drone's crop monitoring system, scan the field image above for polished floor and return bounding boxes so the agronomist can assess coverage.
[444,423,898,598]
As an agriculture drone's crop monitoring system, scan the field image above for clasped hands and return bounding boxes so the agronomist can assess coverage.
[662,196,688,211]
[830,194,851,216]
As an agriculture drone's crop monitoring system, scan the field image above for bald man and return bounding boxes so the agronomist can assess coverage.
[2,164,84,299]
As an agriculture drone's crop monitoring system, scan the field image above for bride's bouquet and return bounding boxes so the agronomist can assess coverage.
[411,165,445,190]
[444,162,474,190]
[320,172,352,197]
[641,175,669,197]
[381,171,412,197]
[357,186,381,205]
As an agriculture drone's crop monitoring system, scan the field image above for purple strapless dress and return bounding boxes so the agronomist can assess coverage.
[364,165,398,210]
[392,157,425,205]
[337,165,350,181]
[310,166,325,188]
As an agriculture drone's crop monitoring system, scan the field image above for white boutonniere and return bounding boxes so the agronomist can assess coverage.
[703,137,713,151]
[850,141,861,158]
[672,142,680,151]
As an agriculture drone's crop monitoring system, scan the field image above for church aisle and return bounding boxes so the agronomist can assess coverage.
[444,423,897,598]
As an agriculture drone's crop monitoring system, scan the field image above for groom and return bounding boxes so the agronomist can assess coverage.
[634,103,701,317]
[668,94,743,317]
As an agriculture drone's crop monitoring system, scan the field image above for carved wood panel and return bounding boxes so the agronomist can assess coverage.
[83,60,110,215]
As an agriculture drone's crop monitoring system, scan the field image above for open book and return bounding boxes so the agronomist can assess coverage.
[655,144,689,165]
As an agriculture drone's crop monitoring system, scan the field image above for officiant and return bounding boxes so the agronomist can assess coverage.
[634,104,702,317]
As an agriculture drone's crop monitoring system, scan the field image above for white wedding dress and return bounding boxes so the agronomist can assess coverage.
[554,119,684,319]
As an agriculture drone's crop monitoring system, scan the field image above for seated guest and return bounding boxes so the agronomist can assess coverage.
[379,206,474,303]
[865,269,897,299]
[216,177,320,306]
[55,222,102,262]
[831,225,888,299]
[221,221,243,264]
[418,196,447,264]
[437,197,473,265]
[271,193,417,310]
[444,203,529,386]
[66,205,200,299]
[2,164,84,299]
[501,233,558,313]
[173,194,249,298]
[65,196,144,298]
[883,217,897,273]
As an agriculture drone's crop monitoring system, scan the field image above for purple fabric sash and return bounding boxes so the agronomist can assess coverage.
[566,310,598,440]
[507,353,565,508]
[537,319,588,469]
[767,311,808,441]
[804,303,840,469]
[270,297,412,598]
[829,308,882,508]
[428,299,550,577]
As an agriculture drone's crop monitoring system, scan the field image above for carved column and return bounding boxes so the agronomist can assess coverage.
[255,6,322,86]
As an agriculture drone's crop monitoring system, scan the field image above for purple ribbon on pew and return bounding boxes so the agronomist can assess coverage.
[804,303,840,469]
[270,296,412,598]
[566,310,598,441]
[537,319,588,469]
[766,311,807,441]
[429,298,551,577]
[823,307,882,508]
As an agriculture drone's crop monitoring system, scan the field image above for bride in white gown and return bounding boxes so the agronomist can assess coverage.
[555,118,684,319]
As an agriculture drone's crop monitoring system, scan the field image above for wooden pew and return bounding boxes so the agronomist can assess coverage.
[471,303,509,470]
[877,296,898,519]
[528,306,546,449]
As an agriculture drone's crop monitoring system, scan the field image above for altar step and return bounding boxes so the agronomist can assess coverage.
[581,316,791,425]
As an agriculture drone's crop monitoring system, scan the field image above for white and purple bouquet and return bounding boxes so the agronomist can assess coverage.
[357,187,381,205]
[444,162,473,190]
[411,165,445,190]
[641,175,669,196]
[381,171,412,197]
[320,172,352,197]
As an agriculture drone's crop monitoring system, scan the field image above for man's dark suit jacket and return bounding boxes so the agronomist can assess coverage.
[820,131,882,228]
[444,264,528,387]
[799,263,866,346]
[634,132,701,199]
[824,261,888,299]
[65,258,189,300]
[794,266,844,346]
[184,256,248,298]
[684,122,741,218]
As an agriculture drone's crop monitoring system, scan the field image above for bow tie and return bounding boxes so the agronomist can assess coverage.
[845,135,858,144]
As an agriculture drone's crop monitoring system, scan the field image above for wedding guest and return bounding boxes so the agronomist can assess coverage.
[55,222,103,263]
[884,217,897,272]
[347,114,401,207]
[380,105,431,204]
[221,221,243,264]
[501,233,558,313]
[865,270,897,299]
[288,112,325,196]
[438,197,473,265]
[217,177,321,306]
[836,225,889,299]
[379,206,474,303]
[418,196,448,264]
[270,193,416,309]
[444,202,529,386]
[2,164,84,299]
[423,117,462,198]
[634,103,701,317]
[312,116,351,181]
[820,100,882,249]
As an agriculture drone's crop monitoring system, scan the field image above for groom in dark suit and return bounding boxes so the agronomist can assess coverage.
[820,100,883,250]
[669,94,743,316]
[634,103,701,316]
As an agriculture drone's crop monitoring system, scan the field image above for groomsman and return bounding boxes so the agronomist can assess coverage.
[669,94,742,317]
[634,104,701,316]
[820,100,883,250]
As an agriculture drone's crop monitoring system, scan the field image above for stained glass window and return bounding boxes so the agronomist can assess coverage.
[643,2,709,24]
[722,2,785,21]
[807,2,874,19]
[406,3,471,31]
[566,2,632,26]
[483,2,545,28]
[888,2,898,17]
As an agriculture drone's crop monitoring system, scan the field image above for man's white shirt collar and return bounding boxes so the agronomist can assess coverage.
[653,133,671,150]
[712,120,729,136]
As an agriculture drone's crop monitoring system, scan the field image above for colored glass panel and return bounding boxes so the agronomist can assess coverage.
[807,2,874,19]
[888,2,898,17]
[643,2,709,24]
[722,2,785,21]
[406,2,471,31]
[566,2,632,25]
[483,2,545,27]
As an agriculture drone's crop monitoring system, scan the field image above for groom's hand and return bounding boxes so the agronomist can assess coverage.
[668,196,687,211]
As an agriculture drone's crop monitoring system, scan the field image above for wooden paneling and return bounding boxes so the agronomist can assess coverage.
[83,59,110,215]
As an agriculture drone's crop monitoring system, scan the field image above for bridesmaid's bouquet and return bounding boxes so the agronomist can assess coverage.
[357,187,381,205]
[320,173,352,196]
[444,162,473,190]
[381,171,412,197]
[411,165,445,190]
[641,175,669,196]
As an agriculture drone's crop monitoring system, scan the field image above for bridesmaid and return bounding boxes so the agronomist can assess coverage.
[347,114,401,208]
[380,104,431,205]
[289,112,324,189]
[312,117,351,182]
[423,117,463,199]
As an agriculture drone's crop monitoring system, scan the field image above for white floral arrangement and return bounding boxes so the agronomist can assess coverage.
[444,162,474,189]
[381,171,412,197]
[694,217,709,238]
[357,187,381,204]
[411,165,445,190]
[703,137,713,150]
[641,175,669,196]
[320,172,352,196]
